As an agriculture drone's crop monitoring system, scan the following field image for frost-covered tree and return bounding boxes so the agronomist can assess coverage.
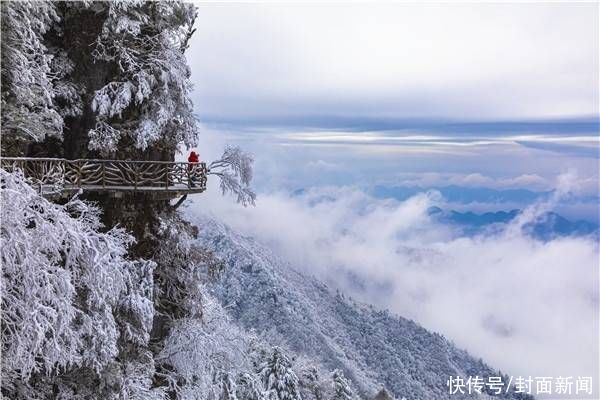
[331,370,356,400]
[209,145,257,206]
[295,360,329,400]
[152,212,224,321]
[157,294,256,399]
[238,372,269,400]
[1,167,258,398]
[373,387,395,400]
[1,1,62,145]
[1,1,198,157]
[0,169,156,398]
[259,347,302,400]
[87,1,198,152]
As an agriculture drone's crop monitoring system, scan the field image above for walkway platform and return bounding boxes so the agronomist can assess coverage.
[1,157,208,197]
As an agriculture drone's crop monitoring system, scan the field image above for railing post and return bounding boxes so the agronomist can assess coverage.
[165,164,169,189]
[187,163,191,189]
[102,162,105,189]
[77,160,82,188]
[60,159,65,187]
[134,163,138,190]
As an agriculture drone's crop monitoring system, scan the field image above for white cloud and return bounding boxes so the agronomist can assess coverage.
[497,174,550,190]
[305,159,341,171]
[186,181,599,388]
[386,171,600,195]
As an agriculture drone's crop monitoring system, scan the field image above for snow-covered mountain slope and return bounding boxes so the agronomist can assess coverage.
[190,214,530,400]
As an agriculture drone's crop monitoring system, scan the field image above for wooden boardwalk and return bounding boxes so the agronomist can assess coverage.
[1,157,208,196]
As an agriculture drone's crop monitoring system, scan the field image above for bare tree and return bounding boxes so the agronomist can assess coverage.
[209,145,257,206]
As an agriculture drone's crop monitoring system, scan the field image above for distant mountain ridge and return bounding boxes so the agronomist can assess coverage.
[292,187,598,240]
[427,207,598,240]
[190,214,533,400]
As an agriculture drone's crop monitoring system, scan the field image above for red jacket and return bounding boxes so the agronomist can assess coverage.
[188,152,199,163]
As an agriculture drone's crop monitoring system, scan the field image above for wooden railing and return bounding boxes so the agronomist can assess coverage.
[1,157,208,194]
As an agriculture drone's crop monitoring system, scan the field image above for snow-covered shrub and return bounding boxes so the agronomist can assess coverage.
[0,169,155,396]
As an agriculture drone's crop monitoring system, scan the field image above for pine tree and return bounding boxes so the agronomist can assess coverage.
[331,369,355,400]
[298,364,325,400]
[214,371,239,400]
[238,372,269,400]
[373,387,393,400]
[259,347,303,400]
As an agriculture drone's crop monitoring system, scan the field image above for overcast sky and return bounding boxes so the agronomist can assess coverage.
[186,2,599,217]
[188,2,598,125]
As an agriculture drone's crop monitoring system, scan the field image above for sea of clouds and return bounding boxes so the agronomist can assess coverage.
[187,174,599,387]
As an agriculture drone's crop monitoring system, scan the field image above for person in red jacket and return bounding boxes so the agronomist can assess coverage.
[188,151,200,187]
[188,151,199,164]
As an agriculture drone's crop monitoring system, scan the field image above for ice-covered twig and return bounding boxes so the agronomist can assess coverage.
[208,146,256,206]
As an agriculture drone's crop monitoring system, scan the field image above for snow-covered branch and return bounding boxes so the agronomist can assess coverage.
[209,146,257,206]
[1,0,63,142]
[0,169,155,390]
[88,1,199,151]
